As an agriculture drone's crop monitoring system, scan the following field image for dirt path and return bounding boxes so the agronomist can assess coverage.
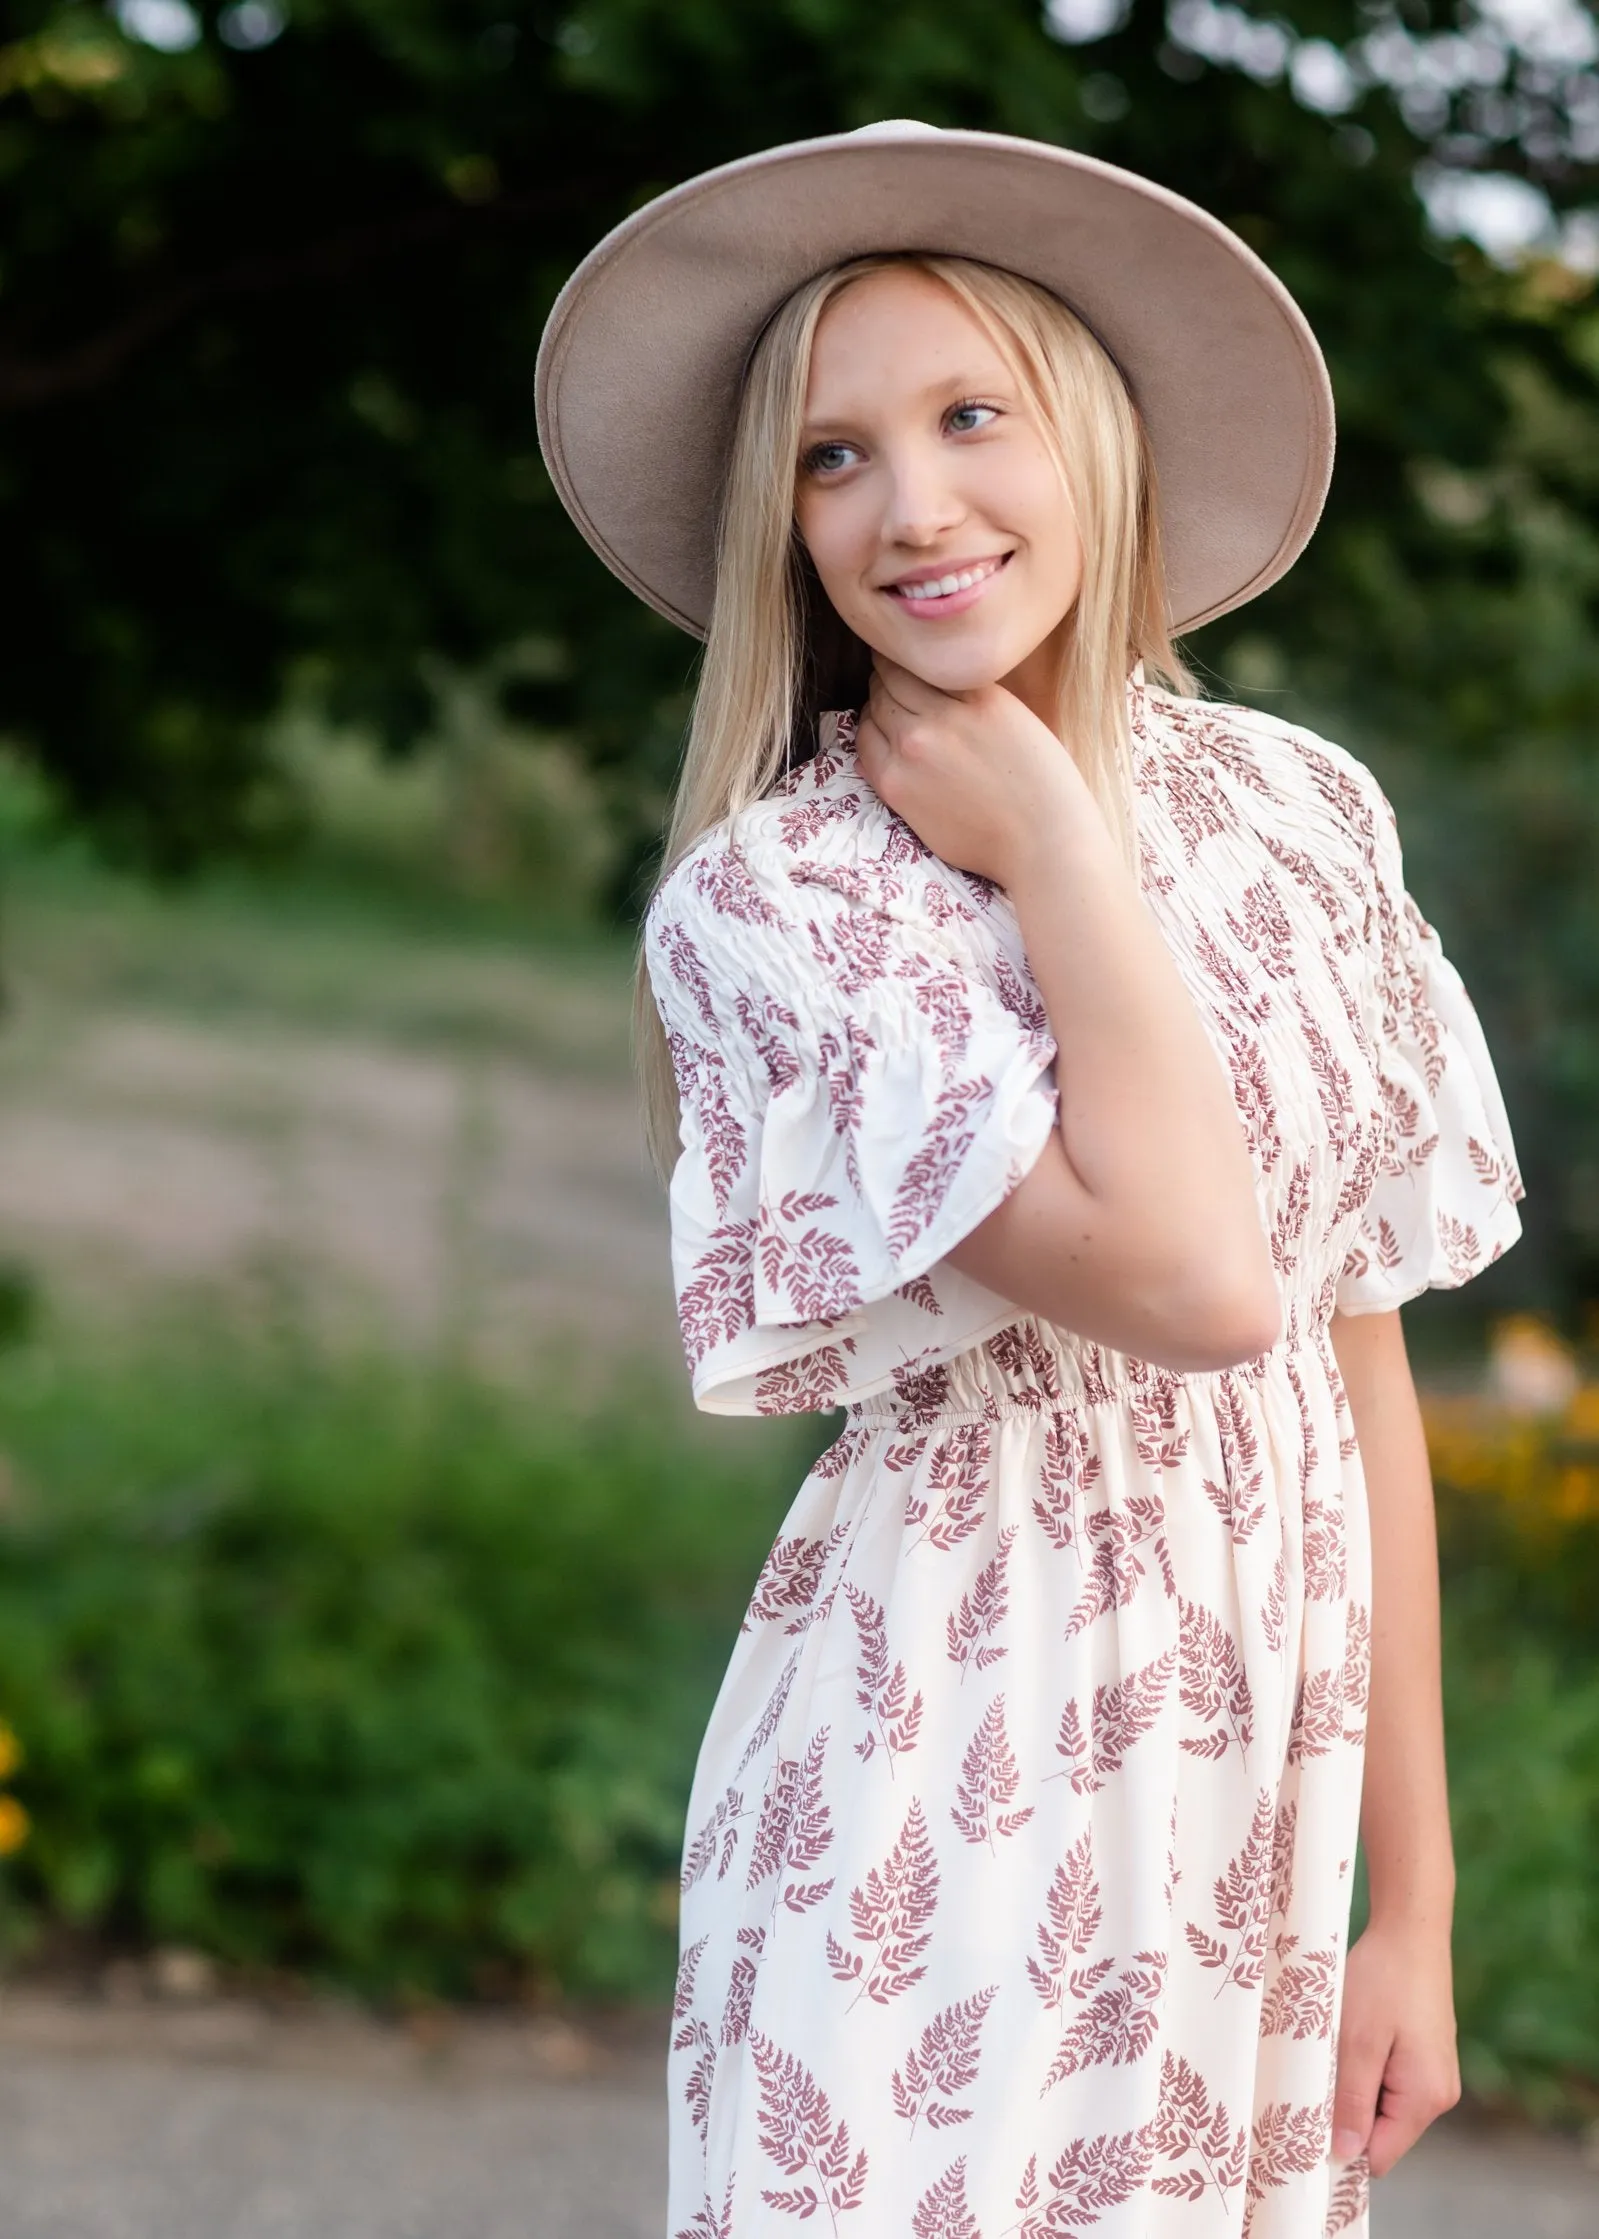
[0,1993,1593,2239]
[0,1005,678,1384]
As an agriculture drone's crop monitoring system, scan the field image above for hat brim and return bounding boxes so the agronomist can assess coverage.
[534,127,1335,639]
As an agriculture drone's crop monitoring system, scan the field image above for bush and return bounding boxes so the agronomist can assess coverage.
[1425,1371,1599,2118]
[0,1315,819,2002]
[1444,1581,1599,2120]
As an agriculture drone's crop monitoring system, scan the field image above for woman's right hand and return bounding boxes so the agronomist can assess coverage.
[855,657,1087,889]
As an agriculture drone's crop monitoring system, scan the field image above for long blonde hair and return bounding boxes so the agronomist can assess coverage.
[634,251,1197,1180]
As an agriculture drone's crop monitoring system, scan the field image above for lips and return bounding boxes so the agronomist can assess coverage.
[885,553,1010,604]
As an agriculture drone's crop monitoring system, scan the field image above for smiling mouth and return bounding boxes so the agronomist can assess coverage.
[884,552,1012,606]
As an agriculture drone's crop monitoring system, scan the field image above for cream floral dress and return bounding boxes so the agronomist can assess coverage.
[643,675,1525,2239]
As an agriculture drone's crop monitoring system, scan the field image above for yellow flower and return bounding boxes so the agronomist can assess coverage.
[0,1721,20,1782]
[0,1795,29,1855]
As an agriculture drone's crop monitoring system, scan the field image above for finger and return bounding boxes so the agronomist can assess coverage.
[1366,2089,1427,2181]
[853,709,892,790]
[1364,2060,1461,2180]
[1330,2024,1388,2167]
[871,655,954,716]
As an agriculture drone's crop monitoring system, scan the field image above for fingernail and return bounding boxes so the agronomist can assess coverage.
[1333,2128,1363,2161]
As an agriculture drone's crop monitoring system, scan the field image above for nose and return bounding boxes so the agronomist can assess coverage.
[879,437,966,550]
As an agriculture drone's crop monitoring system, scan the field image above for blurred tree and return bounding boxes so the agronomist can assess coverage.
[2,1,1598,1291]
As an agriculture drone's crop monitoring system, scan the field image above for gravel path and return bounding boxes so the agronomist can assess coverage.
[0,1995,1592,2239]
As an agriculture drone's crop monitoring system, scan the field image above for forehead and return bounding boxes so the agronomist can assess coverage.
[804,268,1011,408]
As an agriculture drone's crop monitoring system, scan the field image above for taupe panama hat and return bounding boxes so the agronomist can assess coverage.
[534,120,1335,638]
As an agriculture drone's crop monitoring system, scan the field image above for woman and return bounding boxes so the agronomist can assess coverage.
[536,124,1525,2239]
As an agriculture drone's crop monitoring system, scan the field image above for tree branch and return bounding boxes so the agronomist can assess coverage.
[0,185,600,410]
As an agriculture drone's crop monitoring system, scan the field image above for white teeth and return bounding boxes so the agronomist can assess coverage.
[896,558,1002,601]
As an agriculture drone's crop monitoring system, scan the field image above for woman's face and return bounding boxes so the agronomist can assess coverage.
[793,265,1083,705]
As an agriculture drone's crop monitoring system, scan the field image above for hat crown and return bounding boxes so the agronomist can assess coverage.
[845,118,943,142]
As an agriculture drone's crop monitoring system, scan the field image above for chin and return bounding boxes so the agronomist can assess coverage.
[885,643,1013,695]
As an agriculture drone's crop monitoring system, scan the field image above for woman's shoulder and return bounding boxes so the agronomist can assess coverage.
[1142,684,1395,864]
[648,709,934,942]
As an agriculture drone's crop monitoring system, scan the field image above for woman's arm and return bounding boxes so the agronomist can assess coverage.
[857,661,1280,1372]
[1328,1303,1463,2176]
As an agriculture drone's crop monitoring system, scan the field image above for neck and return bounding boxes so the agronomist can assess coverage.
[1000,614,1073,738]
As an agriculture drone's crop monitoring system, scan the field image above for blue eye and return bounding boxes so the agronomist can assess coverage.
[803,440,858,476]
[948,401,999,434]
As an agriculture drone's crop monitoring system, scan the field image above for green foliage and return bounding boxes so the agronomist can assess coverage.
[1444,1577,1599,2120]
[0,0,1593,873]
[4,3,1598,1307]
[0,1315,821,1998]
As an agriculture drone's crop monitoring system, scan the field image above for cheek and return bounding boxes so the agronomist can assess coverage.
[796,496,879,616]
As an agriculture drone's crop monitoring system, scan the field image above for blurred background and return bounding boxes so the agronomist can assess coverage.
[0,0,1597,2193]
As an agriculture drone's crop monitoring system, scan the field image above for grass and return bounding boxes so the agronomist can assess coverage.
[0,1304,831,2004]
[0,848,637,1079]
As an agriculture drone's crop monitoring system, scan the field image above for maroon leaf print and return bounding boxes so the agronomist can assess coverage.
[1261,1550,1289,1655]
[1184,1785,1275,1995]
[894,1272,944,1316]
[1287,1666,1345,1765]
[811,1424,871,1483]
[691,841,783,925]
[736,1646,802,1776]
[748,2028,870,2228]
[907,967,981,1063]
[1153,2050,1247,2207]
[758,1195,861,1321]
[1344,1602,1371,1745]
[1302,1496,1348,1602]
[674,2175,736,2239]
[1243,2099,1329,2235]
[945,1525,1017,1680]
[1204,1374,1266,1544]
[1129,1372,1191,1471]
[988,1320,1066,1406]
[754,1345,855,1417]
[682,1783,748,1891]
[891,1985,998,2135]
[744,1522,850,1634]
[1261,1944,1338,2039]
[678,2016,715,2144]
[1026,1828,1105,2015]
[1178,1598,1254,1761]
[886,1075,993,1260]
[679,1219,757,1371]
[721,1922,765,2047]
[906,1422,992,1553]
[891,1361,955,1424]
[1040,1950,1168,2095]
[734,988,805,1096]
[1029,2125,1157,2232]
[1324,2156,1371,2236]
[667,1035,749,1216]
[660,921,719,1033]
[746,1727,835,1913]
[1270,1797,1298,1929]
[949,1692,1035,1850]
[844,1583,924,1774]
[672,1933,708,2021]
[1049,1647,1176,1795]
[1065,1493,1172,1636]
[1033,1412,1100,1550]
[828,1797,941,2009]
[911,2156,983,2239]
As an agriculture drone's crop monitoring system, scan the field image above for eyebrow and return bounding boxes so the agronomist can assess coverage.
[799,368,1014,436]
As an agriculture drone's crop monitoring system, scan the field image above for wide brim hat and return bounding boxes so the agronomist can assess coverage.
[535,121,1335,639]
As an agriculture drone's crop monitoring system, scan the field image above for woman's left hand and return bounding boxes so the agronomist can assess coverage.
[1331,1917,1462,2177]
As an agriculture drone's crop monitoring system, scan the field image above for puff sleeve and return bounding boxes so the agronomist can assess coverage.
[1334,766,1525,1316]
[644,815,1060,1414]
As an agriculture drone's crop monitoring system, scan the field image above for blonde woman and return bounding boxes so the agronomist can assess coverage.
[536,124,1525,2239]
